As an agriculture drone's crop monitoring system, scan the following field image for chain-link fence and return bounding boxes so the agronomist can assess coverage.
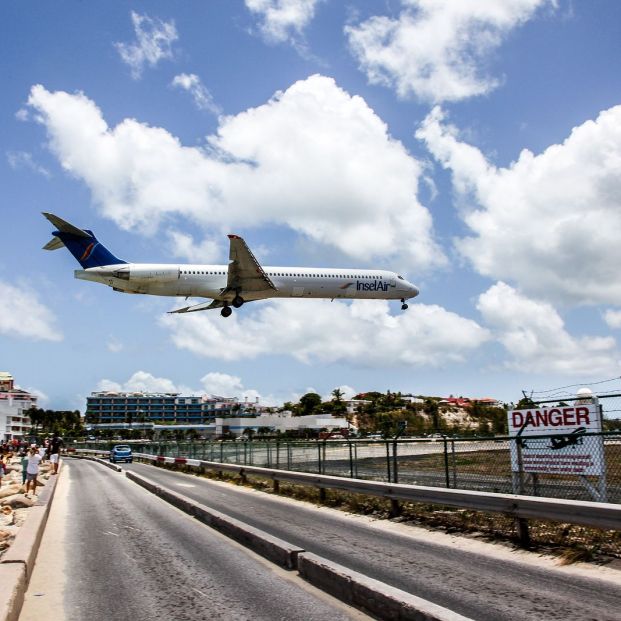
[78,431,620,504]
[77,392,621,504]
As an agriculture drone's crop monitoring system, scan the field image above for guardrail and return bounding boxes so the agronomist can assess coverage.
[73,449,621,544]
[76,430,621,505]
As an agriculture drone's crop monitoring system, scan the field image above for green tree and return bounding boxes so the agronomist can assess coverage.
[298,392,322,416]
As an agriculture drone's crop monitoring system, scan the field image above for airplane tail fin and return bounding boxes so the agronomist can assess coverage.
[42,212,127,268]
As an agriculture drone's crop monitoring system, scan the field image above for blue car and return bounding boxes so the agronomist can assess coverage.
[109,444,133,463]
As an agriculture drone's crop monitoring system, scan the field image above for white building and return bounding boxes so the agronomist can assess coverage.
[0,373,36,440]
[214,411,349,437]
[344,399,371,414]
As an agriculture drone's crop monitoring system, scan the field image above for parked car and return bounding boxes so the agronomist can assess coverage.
[109,444,133,463]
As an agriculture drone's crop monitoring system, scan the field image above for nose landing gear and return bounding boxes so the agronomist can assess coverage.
[401,298,408,311]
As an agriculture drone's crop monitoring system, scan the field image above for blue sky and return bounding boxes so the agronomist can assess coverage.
[3,0,621,411]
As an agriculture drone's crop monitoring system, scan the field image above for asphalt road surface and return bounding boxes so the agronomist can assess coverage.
[19,460,367,621]
[121,460,621,621]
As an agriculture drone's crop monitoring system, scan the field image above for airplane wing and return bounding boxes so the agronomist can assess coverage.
[168,299,227,314]
[226,234,276,293]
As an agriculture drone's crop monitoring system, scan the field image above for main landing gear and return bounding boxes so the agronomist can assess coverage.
[401,298,408,311]
[220,295,244,318]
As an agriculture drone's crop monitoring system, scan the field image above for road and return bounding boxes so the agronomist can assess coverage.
[118,460,621,621]
[19,460,367,621]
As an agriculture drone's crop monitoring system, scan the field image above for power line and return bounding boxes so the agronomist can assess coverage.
[527,376,621,396]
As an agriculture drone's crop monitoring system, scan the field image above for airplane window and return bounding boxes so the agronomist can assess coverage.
[398,275,404,280]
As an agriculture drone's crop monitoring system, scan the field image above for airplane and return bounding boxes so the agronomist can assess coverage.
[42,213,420,318]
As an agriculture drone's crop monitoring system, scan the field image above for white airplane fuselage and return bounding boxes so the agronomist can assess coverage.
[42,212,419,317]
[76,263,419,302]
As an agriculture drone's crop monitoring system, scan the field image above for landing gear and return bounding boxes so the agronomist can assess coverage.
[401,298,408,311]
[232,295,244,309]
[221,305,232,318]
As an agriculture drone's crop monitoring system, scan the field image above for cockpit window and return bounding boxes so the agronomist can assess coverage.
[397,275,404,280]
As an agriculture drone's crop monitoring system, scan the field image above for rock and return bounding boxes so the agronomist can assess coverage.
[0,486,21,500]
[1,495,34,509]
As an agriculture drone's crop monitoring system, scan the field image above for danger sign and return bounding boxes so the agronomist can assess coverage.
[508,404,604,476]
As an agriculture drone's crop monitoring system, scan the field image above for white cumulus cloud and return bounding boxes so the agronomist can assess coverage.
[417,105,621,305]
[27,76,445,272]
[477,282,619,375]
[160,299,489,366]
[603,310,621,329]
[245,0,320,44]
[6,151,51,178]
[95,371,277,405]
[0,281,62,342]
[115,11,178,79]
[167,230,222,264]
[346,0,552,103]
[96,371,193,394]
[171,74,221,115]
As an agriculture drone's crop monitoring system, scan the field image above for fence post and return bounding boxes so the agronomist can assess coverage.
[514,438,531,548]
[348,440,354,478]
[443,437,450,488]
[392,440,399,484]
[385,441,392,482]
[317,441,322,474]
[451,439,457,488]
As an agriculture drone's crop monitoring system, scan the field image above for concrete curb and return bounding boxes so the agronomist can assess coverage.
[126,471,303,569]
[0,465,61,621]
[125,469,474,620]
[298,552,472,621]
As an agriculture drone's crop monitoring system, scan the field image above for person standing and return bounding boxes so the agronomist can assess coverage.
[49,433,64,475]
[38,441,47,463]
[25,446,42,498]
[20,450,28,486]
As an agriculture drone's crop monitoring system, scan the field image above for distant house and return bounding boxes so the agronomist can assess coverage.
[401,395,424,405]
[440,396,501,409]
[344,399,371,414]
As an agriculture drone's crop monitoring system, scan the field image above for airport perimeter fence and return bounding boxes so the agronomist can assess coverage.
[143,433,619,503]
[79,393,621,505]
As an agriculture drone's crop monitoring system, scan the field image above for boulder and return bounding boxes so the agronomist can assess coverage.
[1,495,34,509]
[0,486,21,500]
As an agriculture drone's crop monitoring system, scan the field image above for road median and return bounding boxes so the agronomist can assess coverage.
[125,468,474,620]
